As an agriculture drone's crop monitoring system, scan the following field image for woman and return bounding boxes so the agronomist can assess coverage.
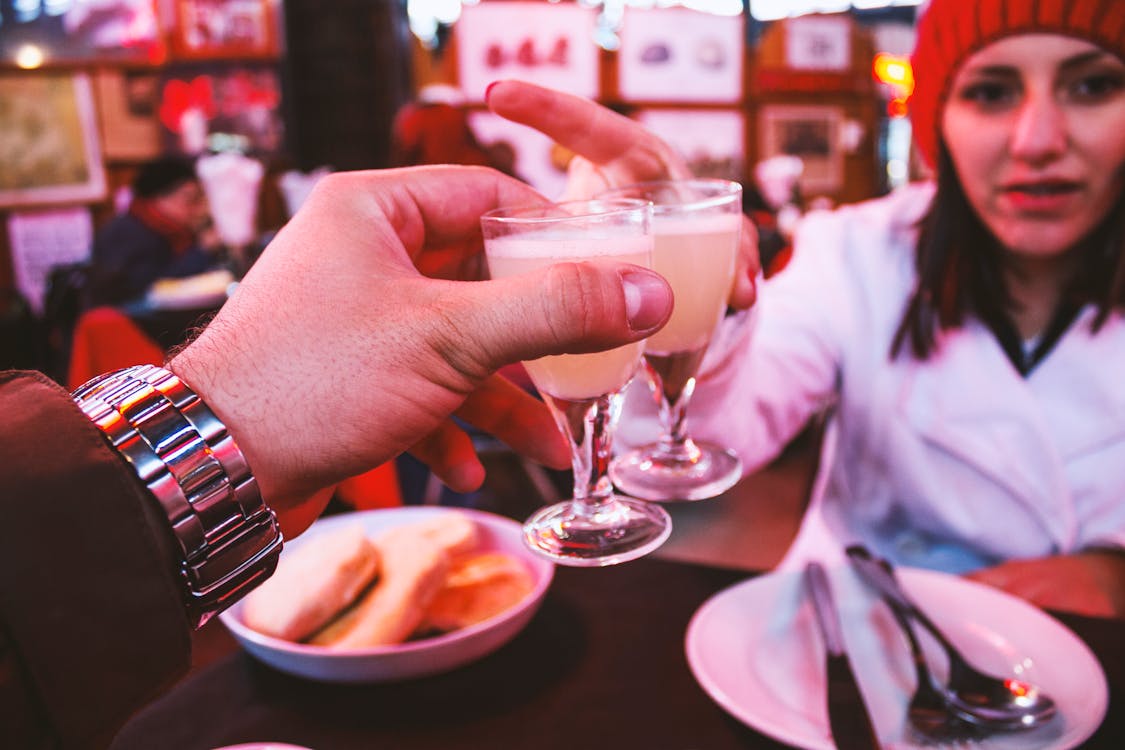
[487,0,1125,617]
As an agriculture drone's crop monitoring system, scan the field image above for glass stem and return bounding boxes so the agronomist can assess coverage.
[543,392,623,516]
[658,375,701,461]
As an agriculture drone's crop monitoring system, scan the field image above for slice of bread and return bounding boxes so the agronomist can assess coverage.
[411,512,479,557]
[309,517,471,649]
[421,552,534,632]
[242,524,379,642]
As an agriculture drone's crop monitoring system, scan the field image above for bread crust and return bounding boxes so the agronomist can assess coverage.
[242,524,380,642]
[421,552,534,632]
[310,513,477,649]
[243,512,530,649]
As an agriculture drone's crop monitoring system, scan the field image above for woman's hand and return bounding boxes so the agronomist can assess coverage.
[486,79,760,310]
[966,550,1125,619]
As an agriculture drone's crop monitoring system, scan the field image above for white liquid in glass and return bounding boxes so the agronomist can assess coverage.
[487,232,652,401]
[644,212,740,354]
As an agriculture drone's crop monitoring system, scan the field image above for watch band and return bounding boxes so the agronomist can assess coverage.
[72,364,282,628]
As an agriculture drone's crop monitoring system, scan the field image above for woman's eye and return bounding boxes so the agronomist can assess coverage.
[1069,73,1125,101]
[957,82,1016,107]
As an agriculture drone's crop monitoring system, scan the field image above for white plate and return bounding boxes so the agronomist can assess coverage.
[220,507,553,683]
[685,566,1107,750]
[145,269,234,310]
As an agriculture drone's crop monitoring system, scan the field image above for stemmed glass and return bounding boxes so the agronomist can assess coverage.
[604,179,744,501]
[481,198,672,566]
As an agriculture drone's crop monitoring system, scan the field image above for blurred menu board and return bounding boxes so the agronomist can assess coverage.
[7,206,93,315]
[0,0,166,65]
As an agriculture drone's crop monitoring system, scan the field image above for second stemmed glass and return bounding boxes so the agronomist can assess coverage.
[605,179,744,502]
[481,198,672,566]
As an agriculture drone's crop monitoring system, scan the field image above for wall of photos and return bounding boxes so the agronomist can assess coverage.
[0,0,287,296]
[444,3,879,207]
[0,1,886,301]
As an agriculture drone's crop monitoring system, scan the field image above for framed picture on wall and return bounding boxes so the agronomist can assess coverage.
[93,70,164,161]
[455,1,599,102]
[0,73,106,208]
[759,104,843,194]
[158,63,285,156]
[635,108,745,181]
[172,0,277,59]
[0,0,166,65]
[618,7,744,103]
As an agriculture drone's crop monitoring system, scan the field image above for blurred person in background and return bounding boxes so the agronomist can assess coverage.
[486,0,1125,619]
[86,156,223,308]
[390,86,494,169]
[391,86,525,181]
[743,154,805,277]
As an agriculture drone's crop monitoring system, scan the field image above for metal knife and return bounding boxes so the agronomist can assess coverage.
[804,561,882,750]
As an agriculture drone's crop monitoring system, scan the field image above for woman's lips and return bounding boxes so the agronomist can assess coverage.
[1000,180,1082,213]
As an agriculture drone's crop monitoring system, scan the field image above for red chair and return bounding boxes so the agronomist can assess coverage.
[68,306,402,508]
[336,465,402,510]
[67,307,165,390]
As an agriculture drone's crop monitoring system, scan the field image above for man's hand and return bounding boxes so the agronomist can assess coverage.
[170,166,673,536]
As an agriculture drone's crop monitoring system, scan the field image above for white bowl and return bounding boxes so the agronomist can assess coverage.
[220,506,553,683]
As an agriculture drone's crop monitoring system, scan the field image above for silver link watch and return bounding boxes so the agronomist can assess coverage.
[73,364,283,628]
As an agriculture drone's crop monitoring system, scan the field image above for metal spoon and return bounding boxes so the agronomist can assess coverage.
[845,545,1058,731]
[880,578,987,745]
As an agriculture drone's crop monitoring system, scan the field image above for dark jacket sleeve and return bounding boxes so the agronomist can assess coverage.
[0,371,191,749]
[162,244,215,280]
[87,216,170,307]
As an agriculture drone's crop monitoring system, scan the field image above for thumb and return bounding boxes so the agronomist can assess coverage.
[465,261,672,370]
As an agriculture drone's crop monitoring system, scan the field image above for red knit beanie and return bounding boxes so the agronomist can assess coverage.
[909,0,1125,167]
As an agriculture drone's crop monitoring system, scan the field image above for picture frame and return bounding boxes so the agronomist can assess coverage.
[617,7,744,104]
[172,0,278,60]
[158,63,285,156]
[93,70,164,161]
[0,73,107,208]
[635,108,745,182]
[0,0,166,66]
[758,104,844,194]
[455,1,600,102]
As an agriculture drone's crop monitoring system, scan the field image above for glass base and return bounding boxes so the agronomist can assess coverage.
[609,441,742,502]
[522,496,672,567]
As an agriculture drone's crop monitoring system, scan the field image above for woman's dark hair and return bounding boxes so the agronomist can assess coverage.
[891,143,1125,360]
[132,157,198,199]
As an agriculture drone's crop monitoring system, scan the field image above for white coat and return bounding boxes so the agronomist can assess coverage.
[621,183,1125,573]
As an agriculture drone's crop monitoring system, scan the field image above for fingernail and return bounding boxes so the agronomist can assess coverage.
[621,269,672,332]
[485,80,500,102]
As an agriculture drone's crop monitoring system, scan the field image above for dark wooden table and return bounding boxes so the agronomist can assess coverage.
[110,557,1123,750]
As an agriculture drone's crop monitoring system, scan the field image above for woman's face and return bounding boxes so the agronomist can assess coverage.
[942,34,1125,259]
